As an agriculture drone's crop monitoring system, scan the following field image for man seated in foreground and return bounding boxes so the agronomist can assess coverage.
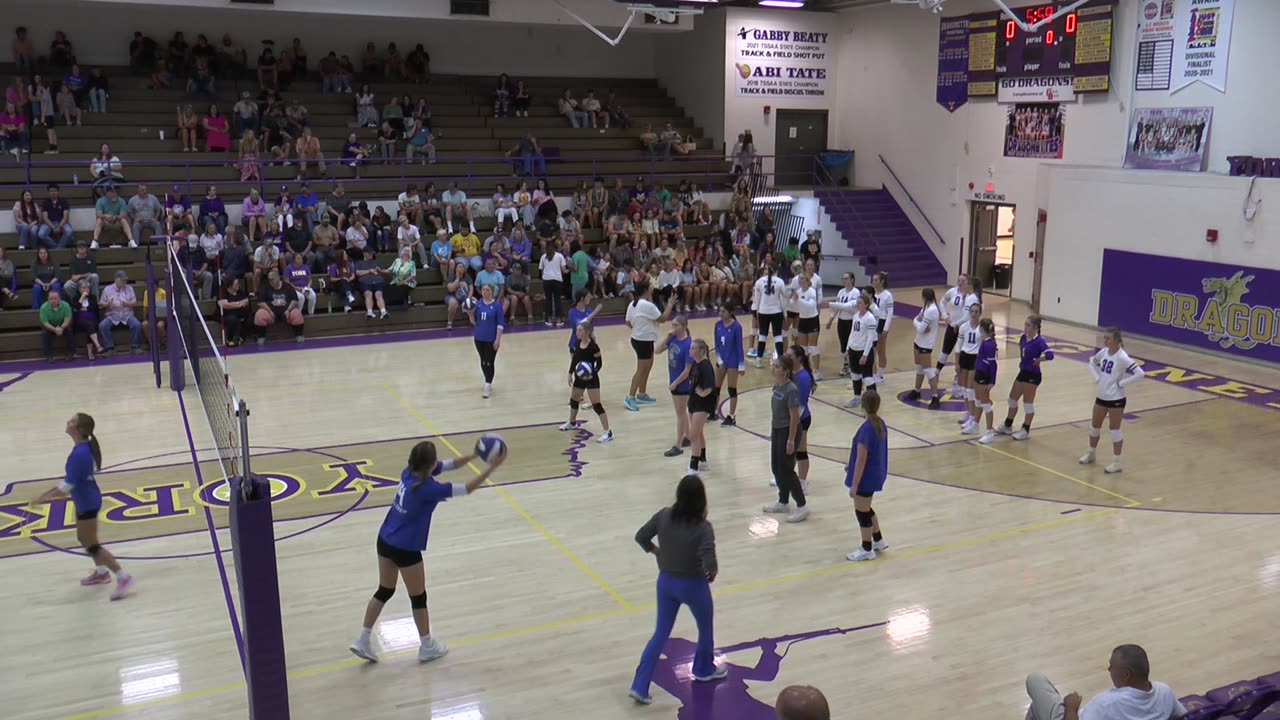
[1026,644,1184,720]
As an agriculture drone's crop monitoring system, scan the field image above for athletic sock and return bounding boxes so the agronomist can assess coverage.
[359,628,372,641]
[872,531,883,542]
[94,565,109,576]
[420,634,433,645]
[861,540,873,552]
[689,457,699,472]
[1022,422,1031,431]
[1003,418,1014,428]
[699,448,707,461]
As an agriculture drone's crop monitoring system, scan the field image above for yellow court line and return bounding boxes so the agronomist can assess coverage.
[54,503,1111,720]
[974,443,1143,508]
[380,382,634,611]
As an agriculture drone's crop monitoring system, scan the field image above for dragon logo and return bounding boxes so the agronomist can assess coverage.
[1202,271,1257,349]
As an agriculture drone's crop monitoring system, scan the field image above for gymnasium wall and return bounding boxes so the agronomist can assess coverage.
[7,0,664,78]
[834,0,1280,307]
[653,10,727,149]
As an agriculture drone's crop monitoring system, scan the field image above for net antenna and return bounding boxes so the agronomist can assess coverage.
[553,0,707,47]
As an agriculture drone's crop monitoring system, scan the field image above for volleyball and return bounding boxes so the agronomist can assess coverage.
[574,361,595,380]
[475,433,507,463]
[462,297,477,312]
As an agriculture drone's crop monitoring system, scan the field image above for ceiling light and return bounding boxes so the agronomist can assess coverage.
[759,0,807,7]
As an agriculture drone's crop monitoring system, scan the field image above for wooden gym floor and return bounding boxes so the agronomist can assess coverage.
[1,294,1278,720]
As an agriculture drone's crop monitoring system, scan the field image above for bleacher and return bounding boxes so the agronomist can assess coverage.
[1179,672,1280,720]
[0,67,731,361]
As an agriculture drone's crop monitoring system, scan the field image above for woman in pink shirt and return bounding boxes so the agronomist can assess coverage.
[203,104,230,152]
[241,188,268,244]
[0,101,28,156]
[532,178,555,223]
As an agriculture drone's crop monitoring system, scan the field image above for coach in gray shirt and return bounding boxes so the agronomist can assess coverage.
[628,474,723,704]
[128,183,164,244]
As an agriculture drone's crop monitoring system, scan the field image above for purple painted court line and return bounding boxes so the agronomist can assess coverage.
[177,390,247,673]
[647,622,888,718]
[0,372,32,393]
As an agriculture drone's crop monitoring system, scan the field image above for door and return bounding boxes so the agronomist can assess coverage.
[969,203,998,293]
[774,110,828,187]
[1031,209,1047,312]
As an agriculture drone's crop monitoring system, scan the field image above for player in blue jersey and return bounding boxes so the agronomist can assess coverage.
[787,345,816,494]
[712,305,744,427]
[469,283,505,399]
[999,315,1055,440]
[34,413,134,600]
[350,440,505,664]
[566,288,602,353]
[845,390,889,562]
[655,315,693,458]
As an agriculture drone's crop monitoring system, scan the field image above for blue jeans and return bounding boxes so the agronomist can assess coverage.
[38,224,75,249]
[16,224,38,249]
[32,281,63,309]
[99,317,142,351]
[199,214,228,235]
[520,151,547,177]
[630,572,715,698]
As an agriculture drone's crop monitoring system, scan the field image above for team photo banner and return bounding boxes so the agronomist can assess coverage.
[1124,106,1212,171]
[997,75,1076,104]
[1099,249,1280,364]
[1003,103,1065,159]
[732,26,833,98]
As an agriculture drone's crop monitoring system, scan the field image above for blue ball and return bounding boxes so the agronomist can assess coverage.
[574,361,595,380]
[475,433,507,464]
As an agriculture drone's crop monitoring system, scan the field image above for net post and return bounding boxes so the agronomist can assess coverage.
[238,399,252,502]
[165,261,186,393]
[144,237,164,389]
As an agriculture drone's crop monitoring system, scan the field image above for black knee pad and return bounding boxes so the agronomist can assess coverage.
[796,451,809,462]
[409,592,428,609]
[855,509,874,528]
[373,585,395,603]
[592,403,606,416]
[86,544,103,557]
[569,398,580,410]
[728,386,738,398]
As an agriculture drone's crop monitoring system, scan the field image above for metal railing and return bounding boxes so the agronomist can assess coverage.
[878,154,946,246]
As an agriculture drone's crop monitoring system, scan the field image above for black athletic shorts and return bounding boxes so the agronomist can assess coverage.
[787,311,800,320]
[797,316,820,334]
[76,507,100,521]
[974,371,994,386]
[1095,397,1127,410]
[572,376,601,391]
[670,387,691,397]
[1015,370,1043,386]
[913,343,934,356]
[800,414,812,433]
[377,536,423,568]
[941,325,960,355]
[958,352,977,371]
[631,338,655,360]
[855,491,875,499]
[847,350,874,375]
[688,393,715,415]
[876,319,887,334]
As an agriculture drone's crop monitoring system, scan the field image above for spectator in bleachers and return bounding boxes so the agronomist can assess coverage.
[411,97,431,129]
[93,186,136,249]
[377,121,397,162]
[605,91,632,129]
[338,54,355,90]
[39,289,75,362]
[1026,645,1184,720]
[73,280,106,360]
[326,182,352,230]
[56,83,81,128]
[385,246,417,308]
[129,32,158,73]
[442,182,475,234]
[383,42,404,81]
[13,190,41,249]
[360,43,380,79]
[50,31,77,70]
[261,107,292,164]
[512,80,531,118]
[232,91,259,136]
[195,185,227,236]
[252,233,282,291]
[312,213,340,271]
[328,252,357,311]
[220,228,248,282]
[238,188,266,245]
[62,242,99,301]
[776,685,829,720]
[732,131,756,183]
[29,75,58,154]
[587,177,608,229]
[559,209,583,249]
[570,181,590,228]
[493,74,513,118]
[381,95,405,135]
[345,212,370,259]
[581,90,607,129]
[176,103,199,152]
[6,78,29,118]
[662,122,687,158]
[0,247,15,309]
[506,262,531,322]
[175,232,214,300]
[87,67,110,113]
[509,225,532,272]
[640,124,669,161]
[191,34,216,71]
[63,63,87,108]
[404,117,435,165]
[368,205,392,252]
[98,270,142,356]
[353,247,389,318]
[285,252,317,314]
[559,90,589,129]
[405,44,430,84]
[355,84,378,127]
[167,32,190,76]
[283,208,314,265]
[217,34,247,78]
[451,226,483,274]
[295,126,325,180]
[288,37,308,77]
[129,184,163,245]
[198,222,224,260]
[38,184,74,249]
[255,269,305,344]
[203,104,230,152]
[428,229,451,272]
[606,177,628,217]
[12,27,34,76]
[512,181,534,227]
[506,132,547,178]
[533,178,556,222]
[444,262,472,329]
[320,52,342,94]
[295,182,320,233]
[256,44,278,90]
[31,247,62,309]
[605,211,630,253]
[475,256,506,309]
[492,184,517,229]
[393,213,424,267]
[397,184,423,226]
[218,277,252,346]
[0,101,28,157]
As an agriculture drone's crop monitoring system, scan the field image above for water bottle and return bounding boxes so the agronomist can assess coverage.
[73,173,79,185]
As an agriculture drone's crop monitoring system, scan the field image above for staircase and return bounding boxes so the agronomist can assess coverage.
[814,187,947,288]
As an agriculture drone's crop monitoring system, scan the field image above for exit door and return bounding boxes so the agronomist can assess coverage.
[968,202,1016,296]
[774,110,828,187]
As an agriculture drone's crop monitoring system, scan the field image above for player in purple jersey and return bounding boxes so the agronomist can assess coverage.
[971,319,1000,444]
[1000,315,1055,440]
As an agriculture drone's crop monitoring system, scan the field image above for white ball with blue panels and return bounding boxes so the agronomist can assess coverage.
[574,361,595,380]
[475,433,507,464]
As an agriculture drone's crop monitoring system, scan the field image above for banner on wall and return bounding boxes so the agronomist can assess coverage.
[936,16,970,111]
[1171,0,1234,92]
[1124,107,1212,171]
[732,25,832,98]
[1135,0,1176,91]
[997,76,1076,104]
[1099,250,1280,364]
[1003,103,1065,159]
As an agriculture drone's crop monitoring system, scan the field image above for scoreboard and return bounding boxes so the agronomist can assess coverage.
[963,0,1115,97]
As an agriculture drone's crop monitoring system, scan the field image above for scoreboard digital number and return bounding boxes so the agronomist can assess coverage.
[964,0,1114,97]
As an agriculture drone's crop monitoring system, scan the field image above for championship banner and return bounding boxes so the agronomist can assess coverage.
[1171,0,1234,92]
[1135,0,1175,91]
[1099,250,1280,364]
[997,76,1075,104]
[1003,103,1065,159]
[732,25,832,98]
[1124,107,1212,171]
[936,16,970,111]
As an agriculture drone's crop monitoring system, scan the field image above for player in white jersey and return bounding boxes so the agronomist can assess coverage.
[870,272,894,384]
[937,274,979,395]
[752,261,788,368]
[784,260,804,340]
[825,290,877,407]
[827,273,859,377]
[955,303,983,430]
[908,287,944,409]
[746,279,761,358]
[1080,327,1145,473]
[791,273,822,380]
[802,260,824,378]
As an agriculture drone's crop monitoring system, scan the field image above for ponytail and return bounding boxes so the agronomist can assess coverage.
[862,389,886,438]
[72,413,102,470]
[788,344,813,379]
[88,435,102,471]
[765,265,775,295]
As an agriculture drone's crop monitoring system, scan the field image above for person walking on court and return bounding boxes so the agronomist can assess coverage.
[846,390,890,561]
[32,413,134,600]
[712,305,744,426]
[1000,315,1054,440]
[1024,644,1184,720]
[561,320,613,443]
[469,283,504,399]
[629,474,724,704]
[1081,327,1144,474]
[763,354,808,523]
[350,440,505,664]
[624,280,675,412]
